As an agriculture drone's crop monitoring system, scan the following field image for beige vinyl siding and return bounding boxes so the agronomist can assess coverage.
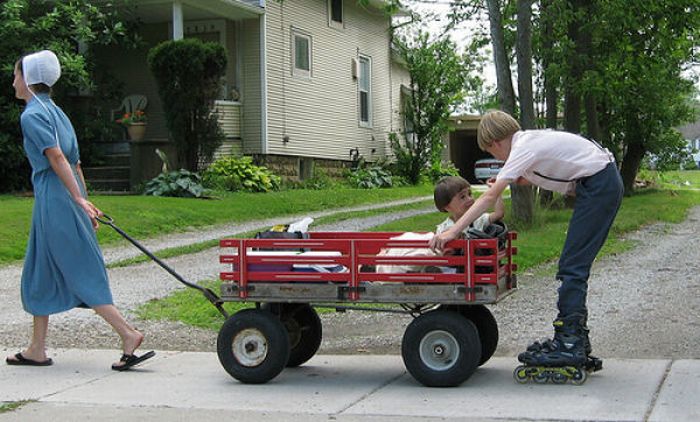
[264,0,394,162]
[240,17,264,154]
[388,60,411,158]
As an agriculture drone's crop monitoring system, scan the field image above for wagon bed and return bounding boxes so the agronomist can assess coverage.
[219,231,517,304]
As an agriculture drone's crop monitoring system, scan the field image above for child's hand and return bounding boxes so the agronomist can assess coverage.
[486,177,497,187]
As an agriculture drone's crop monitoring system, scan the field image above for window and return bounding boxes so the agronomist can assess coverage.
[358,55,371,127]
[292,31,312,77]
[329,0,343,28]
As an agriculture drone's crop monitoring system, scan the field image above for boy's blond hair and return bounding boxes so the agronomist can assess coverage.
[477,110,521,150]
[434,176,470,212]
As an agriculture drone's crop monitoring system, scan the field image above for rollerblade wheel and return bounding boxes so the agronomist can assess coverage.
[571,368,588,385]
[533,370,549,384]
[513,365,529,384]
[551,371,568,384]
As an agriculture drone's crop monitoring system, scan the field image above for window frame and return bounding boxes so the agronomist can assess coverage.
[291,29,312,78]
[328,0,344,29]
[358,54,372,128]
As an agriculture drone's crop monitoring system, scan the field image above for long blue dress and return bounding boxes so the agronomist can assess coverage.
[20,93,113,315]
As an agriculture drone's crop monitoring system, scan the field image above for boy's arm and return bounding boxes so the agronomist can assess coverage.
[429,178,511,251]
[487,179,505,223]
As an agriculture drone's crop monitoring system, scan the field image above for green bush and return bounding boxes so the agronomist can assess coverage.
[347,166,393,189]
[284,169,339,190]
[144,169,207,198]
[148,39,226,171]
[203,156,280,193]
[423,161,460,183]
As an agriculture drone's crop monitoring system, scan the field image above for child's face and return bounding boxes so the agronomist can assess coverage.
[444,187,474,221]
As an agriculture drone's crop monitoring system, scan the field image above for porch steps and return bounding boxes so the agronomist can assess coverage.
[83,153,131,193]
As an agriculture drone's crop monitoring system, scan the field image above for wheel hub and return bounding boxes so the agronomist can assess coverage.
[232,328,268,367]
[419,330,460,371]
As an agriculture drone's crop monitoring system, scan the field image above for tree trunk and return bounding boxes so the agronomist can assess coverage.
[539,0,556,206]
[620,141,645,195]
[513,0,535,223]
[585,93,601,141]
[486,0,516,114]
[517,0,536,129]
[563,0,587,133]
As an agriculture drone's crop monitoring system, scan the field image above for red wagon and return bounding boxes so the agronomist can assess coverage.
[216,231,517,387]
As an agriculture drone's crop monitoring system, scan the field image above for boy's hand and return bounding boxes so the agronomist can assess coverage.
[429,228,458,252]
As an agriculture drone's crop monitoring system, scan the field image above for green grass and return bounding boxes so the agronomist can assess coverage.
[0,185,431,265]
[136,186,699,330]
[0,401,31,414]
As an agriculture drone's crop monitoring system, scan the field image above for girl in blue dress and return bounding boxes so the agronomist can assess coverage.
[6,50,154,371]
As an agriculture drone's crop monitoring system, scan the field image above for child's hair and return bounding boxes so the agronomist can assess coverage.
[434,176,470,212]
[477,110,521,151]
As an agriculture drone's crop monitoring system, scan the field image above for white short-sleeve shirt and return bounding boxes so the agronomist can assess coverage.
[436,213,491,237]
[496,130,614,195]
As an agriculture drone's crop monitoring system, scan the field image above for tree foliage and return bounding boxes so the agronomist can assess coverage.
[391,30,469,184]
[447,0,700,195]
[0,0,137,192]
[147,39,227,172]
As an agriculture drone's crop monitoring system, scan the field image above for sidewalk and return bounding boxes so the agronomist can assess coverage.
[1,348,698,421]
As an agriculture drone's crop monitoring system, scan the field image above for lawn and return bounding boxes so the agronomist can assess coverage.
[137,182,700,331]
[0,185,432,265]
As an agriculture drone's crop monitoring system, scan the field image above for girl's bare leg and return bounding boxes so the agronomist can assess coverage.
[6,315,50,362]
[93,304,144,361]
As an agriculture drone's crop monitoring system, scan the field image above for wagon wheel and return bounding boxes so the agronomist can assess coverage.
[401,310,481,387]
[444,304,499,366]
[217,309,290,384]
[262,303,323,367]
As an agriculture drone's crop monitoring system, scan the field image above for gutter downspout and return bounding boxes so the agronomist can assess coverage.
[260,3,268,154]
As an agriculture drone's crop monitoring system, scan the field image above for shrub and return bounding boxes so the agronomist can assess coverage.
[144,169,207,198]
[203,156,280,192]
[284,169,340,190]
[423,161,460,183]
[148,39,226,171]
[347,166,393,189]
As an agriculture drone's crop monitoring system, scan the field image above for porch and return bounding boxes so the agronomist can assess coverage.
[83,0,264,191]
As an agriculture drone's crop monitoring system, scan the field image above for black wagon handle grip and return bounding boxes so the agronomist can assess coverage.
[96,214,114,225]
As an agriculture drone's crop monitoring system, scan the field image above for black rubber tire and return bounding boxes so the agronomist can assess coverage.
[458,305,499,366]
[401,310,482,387]
[216,309,290,384]
[262,303,323,367]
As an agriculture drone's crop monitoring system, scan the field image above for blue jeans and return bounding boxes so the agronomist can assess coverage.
[557,162,623,318]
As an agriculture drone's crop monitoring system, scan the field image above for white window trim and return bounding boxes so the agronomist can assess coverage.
[358,54,372,128]
[291,29,312,79]
[328,0,344,29]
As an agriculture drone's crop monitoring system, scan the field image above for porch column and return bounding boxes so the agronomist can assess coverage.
[172,1,184,40]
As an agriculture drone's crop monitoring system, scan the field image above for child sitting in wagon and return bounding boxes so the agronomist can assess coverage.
[433,176,505,239]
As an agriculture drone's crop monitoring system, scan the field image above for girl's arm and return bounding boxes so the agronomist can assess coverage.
[44,147,101,229]
[75,161,89,195]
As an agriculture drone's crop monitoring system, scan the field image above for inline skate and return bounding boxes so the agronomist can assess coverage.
[513,314,600,385]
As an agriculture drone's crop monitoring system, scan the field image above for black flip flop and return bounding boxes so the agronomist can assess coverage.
[111,350,156,371]
[6,352,53,366]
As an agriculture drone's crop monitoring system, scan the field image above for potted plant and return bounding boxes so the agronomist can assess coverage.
[116,109,148,141]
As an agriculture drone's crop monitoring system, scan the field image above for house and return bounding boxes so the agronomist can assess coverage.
[89,0,411,190]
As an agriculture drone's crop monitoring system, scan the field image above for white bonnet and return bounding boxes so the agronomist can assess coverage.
[22,50,61,87]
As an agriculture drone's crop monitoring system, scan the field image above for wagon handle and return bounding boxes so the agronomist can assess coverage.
[97,214,229,319]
